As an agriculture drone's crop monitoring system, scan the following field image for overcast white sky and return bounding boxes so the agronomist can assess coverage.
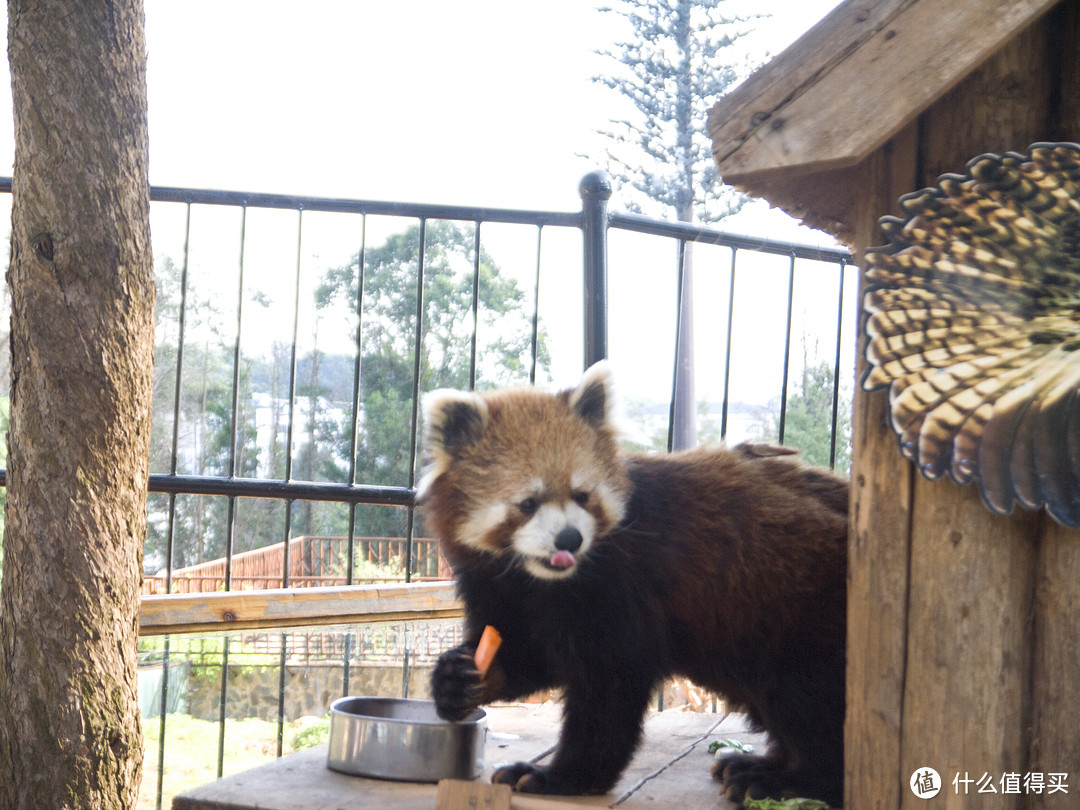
[0,0,837,213]
[0,0,850,412]
[134,0,842,212]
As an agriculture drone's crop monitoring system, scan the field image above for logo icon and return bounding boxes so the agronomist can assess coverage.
[911,767,941,799]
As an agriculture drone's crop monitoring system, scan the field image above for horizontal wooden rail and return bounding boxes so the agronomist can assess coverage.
[138,582,463,636]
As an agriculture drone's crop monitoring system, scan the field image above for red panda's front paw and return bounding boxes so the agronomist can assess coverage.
[492,762,582,795]
[431,646,483,721]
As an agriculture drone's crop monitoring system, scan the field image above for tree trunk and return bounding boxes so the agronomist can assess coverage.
[0,0,154,808]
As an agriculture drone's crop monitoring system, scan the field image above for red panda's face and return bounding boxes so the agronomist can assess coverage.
[418,363,630,581]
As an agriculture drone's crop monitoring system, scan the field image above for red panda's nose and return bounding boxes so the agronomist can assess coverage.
[555,527,583,553]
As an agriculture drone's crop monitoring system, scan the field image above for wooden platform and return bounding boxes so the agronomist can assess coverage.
[171,703,764,810]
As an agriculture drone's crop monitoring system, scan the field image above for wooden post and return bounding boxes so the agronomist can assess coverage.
[846,9,1080,808]
[846,124,919,810]
[1027,2,1080,805]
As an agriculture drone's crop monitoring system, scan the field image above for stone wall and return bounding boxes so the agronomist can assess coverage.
[186,661,435,722]
[184,662,719,723]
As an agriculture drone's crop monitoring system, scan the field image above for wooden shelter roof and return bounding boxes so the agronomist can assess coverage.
[707,0,1061,242]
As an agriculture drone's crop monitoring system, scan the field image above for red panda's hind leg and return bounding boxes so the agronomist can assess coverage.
[711,751,842,808]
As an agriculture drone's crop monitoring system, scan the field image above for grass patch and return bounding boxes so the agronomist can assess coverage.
[139,713,329,810]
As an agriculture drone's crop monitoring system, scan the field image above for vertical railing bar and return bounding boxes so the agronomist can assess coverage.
[342,632,353,698]
[155,200,192,810]
[216,636,230,778]
[282,206,305,588]
[276,631,288,757]
[777,252,797,445]
[469,221,481,391]
[345,213,367,585]
[403,219,427,584]
[401,634,413,699]
[275,211,303,742]
[223,205,247,586]
[217,210,247,764]
[153,637,170,810]
[529,225,542,385]
[580,171,611,369]
[666,239,688,453]
[829,259,848,469]
[719,247,737,439]
[165,201,193,589]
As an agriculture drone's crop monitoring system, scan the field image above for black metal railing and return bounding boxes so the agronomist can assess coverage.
[0,173,854,808]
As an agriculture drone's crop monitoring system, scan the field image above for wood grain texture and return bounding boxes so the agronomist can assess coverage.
[891,27,1053,809]
[436,780,512,810]
[846,12,1075,809]
[172,705,760,810]
[1027,5,1080,805]
[845,122,919,810]
[1029,520,1080,809]
[0,0,154,806]
[899,480,1037,810]
[708,0,1060,182]
[138,582,463,636]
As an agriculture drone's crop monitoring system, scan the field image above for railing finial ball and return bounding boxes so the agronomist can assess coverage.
[579,170,612,201]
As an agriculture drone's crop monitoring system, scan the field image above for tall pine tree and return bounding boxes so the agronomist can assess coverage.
[592,0,759,224]
[590,0,762,448]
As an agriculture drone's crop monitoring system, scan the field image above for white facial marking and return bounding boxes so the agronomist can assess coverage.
[457,502,509,550]
[571,470,591,492]
[513,502,596,580]
[593,480,627,525]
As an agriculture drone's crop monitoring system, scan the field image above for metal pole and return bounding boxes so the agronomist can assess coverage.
[580,171,611,370]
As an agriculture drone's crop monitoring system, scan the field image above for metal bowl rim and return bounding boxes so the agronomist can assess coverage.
[328,696,486,727]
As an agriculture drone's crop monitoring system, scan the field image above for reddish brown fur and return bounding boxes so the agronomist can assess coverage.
[426,385,629,566]
[422,368,847,805]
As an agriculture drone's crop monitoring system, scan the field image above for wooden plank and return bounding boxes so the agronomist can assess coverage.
[138,582,463,636]
[171,705,754,810]
[708,0,1060,183]
[436,780,512,810]
[900,478,1038,810]
[1028,7,1080,803]
[1029,519,1080,809]
[917,7,1055,180]
[890,28,1052,810]
[492,707,757,809]
[708,0,911,169]
[726,164,861,245]
[891,21,1056,810]
[608,712,755,809]
[844,121,919,810]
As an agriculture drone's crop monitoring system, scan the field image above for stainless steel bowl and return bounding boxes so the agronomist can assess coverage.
[326,697,486,782]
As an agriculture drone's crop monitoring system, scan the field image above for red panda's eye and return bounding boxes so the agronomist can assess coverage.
[573,491,590,507]
[518,497,539,516]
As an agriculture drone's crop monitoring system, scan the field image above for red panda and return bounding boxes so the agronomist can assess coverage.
[418,363,847,806]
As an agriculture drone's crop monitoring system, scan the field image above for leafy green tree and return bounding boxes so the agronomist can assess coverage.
[316,221,550,539]
[758,359,852,474]
[146,257,265,570]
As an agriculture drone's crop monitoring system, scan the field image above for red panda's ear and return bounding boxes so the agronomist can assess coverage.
[570,361,614,430]
[416,389,489,500]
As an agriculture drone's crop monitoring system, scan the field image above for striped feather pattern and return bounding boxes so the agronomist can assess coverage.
[862,142,1080,527]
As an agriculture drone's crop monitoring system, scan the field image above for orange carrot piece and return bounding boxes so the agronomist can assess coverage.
[474,625,502,677]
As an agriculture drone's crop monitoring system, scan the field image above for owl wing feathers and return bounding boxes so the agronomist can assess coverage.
[862,142,1080,527]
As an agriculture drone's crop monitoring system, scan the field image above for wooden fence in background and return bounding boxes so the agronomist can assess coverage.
[142,536,447,594]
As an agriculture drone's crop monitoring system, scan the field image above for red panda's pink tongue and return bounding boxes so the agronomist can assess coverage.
[549,550,576,569]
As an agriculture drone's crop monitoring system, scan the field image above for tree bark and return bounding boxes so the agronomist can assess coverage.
[0,0,154,808]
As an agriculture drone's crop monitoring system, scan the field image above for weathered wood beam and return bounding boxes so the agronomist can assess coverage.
[138,582,463,636]
[708,0,1060,183]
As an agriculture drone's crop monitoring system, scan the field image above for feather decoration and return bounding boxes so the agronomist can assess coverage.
[862,142,1080,527]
